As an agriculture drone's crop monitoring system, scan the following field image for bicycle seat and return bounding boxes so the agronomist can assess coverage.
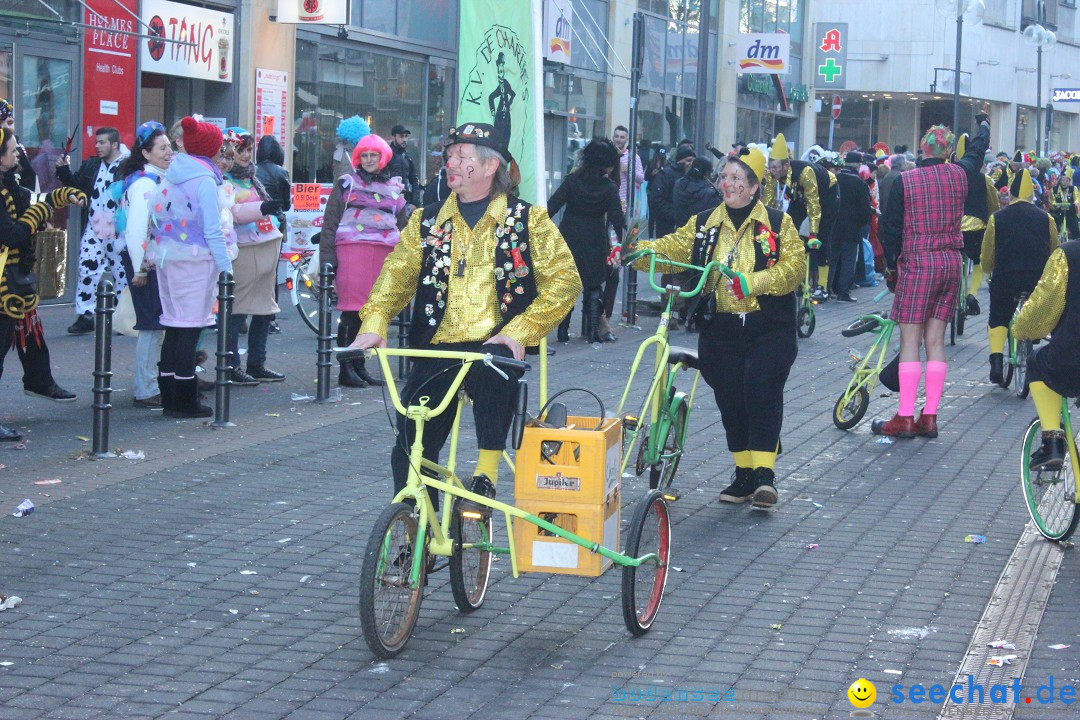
[667,346,699,370]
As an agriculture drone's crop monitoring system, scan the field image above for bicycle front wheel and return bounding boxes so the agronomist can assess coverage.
[833,386,870,430]
[622,490,671,636]
[449,500,493,612]
[1021,419,1080,541]
[650,401,687,491]
[359,503,426,658]
[797,305,815,339]
[293,261,323,333]
[1014,340,1032,399]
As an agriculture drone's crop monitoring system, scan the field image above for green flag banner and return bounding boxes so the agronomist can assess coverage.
[457,0,545,203]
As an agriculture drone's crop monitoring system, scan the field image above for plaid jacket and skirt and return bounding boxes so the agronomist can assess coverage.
[891,162,968,324]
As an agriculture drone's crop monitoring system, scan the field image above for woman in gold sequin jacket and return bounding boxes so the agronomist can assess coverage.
[0,128,85,441]
[630,147,805,510]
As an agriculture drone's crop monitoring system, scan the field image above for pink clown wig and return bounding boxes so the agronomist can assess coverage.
[351,134,393,172]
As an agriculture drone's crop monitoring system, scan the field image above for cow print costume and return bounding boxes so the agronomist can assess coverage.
[75,158,127,315]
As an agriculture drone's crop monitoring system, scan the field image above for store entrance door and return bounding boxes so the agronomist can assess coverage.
[544,115,568,204]
[13,39,81,304]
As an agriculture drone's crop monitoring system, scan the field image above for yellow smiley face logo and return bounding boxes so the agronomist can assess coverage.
[848,678,876,708]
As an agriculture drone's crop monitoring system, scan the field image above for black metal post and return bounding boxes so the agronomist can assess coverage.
[315,262,336,403]
[395,304,411,380]
[1037,43,1044,156]
[212,271,235,427]
[91,278,115,457]
[622,11,645,328]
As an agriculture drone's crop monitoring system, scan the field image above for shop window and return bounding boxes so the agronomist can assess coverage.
[0,48,10,102]
[359,0,395,34]
[398,0,458,46]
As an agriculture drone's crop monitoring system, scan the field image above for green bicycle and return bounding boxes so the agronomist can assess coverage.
[999,293,1032,398]
[949,257,972,346]
[833,310,898,430]
[1021,397,1080,541]
[617,250,720,496]
[341,346,672,658]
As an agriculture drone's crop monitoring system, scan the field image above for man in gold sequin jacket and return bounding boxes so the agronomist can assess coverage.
[349,122,580,512]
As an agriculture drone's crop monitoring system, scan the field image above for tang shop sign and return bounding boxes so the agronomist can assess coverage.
[141,0,234,83]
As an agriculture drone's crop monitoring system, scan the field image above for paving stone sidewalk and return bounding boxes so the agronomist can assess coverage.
[0,283,1072,720]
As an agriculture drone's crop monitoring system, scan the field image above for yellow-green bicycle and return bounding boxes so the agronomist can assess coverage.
[338,346,672,658]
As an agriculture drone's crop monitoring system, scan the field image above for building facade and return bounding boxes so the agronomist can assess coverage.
[809,0,1080,155]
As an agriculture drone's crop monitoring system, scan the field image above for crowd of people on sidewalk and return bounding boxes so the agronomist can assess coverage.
[2,94,1078,509]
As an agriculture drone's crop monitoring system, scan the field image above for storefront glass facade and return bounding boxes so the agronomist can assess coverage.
[293,37,455,185]
[638,0,715,149]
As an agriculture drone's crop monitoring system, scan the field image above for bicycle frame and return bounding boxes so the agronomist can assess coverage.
[366,347,660,589]
[839,314,896,404]
[616,253,722,477]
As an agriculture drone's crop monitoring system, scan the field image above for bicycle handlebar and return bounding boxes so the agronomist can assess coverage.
[332,346,530,417]
[627,249,730,299]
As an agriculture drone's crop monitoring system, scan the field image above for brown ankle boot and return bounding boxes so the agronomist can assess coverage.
[914,413,938,438]
[870,414,917,438]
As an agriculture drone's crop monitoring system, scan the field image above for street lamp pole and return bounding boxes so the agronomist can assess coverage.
[1024,1,1056,156]
[953,11,963,136]
[1037,43,1044,155]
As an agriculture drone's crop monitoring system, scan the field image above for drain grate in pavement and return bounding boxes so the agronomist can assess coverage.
[938,523,1066,720]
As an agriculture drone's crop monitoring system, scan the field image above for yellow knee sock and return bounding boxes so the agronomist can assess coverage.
[988,326,1008,354]
[733,450,752,468]
[475,449,501,485]
[750,450,777,470]
[1031,382,1063,432]
[970,264,985,294]
[819,265,830,289]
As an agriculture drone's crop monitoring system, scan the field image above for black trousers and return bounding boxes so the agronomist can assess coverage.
[390,342,522,509]
[602,265,619,319]
[697,314,798,456]
[988,271,1042,328]
[14,310,55,390]
[160,327,202,378]
[337,310,361,347]
[0,314,15,382]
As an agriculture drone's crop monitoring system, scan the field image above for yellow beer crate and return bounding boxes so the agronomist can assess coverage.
[513,489,620,577]
[512,416,622,576]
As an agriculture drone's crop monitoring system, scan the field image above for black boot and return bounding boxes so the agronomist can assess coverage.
[751,468,778,508]
[167,378,213,419]
[354,356,384,386]
[557,312,571,343]
[1030,430,1066,472]
[586,290,602,344]
[459,474,496,519]
[719,467,755,504]
[989,353,1004,385]
[158,373,175,414]
[338,359,369,388]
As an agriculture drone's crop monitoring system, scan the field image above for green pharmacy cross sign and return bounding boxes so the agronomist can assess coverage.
[813,23,847,89]
[818,58,842,83]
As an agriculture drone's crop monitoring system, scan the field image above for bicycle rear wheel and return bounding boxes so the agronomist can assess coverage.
[1000,333,1015,389]
[650,401,687,491]
[797,305,815,339]
[449,500,493,612]
[956,298,966,337]
[622,490,671,636]
[948,312,956,346]
[1021,419,1080,541]
[359,503,426,658]
[1014,340,1032,399]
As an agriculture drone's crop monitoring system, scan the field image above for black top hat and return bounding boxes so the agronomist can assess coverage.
[446,122,513,162]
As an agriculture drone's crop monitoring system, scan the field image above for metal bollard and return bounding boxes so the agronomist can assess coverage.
[315,263,336,403]
[91,278,116,457]
[395,304,411,380]
[622,266,638,327]
[212,272,236,427]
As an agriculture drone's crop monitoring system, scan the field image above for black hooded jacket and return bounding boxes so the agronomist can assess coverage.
[255,135,291,212]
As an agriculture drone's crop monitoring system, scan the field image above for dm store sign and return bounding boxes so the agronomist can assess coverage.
[141,0,234,83]
[736,33,790,75]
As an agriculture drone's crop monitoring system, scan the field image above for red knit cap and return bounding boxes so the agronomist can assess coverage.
[181,116,223,159]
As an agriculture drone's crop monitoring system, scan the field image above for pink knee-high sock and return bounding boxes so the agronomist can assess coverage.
[898,362,922,417]
[923,361,948,415]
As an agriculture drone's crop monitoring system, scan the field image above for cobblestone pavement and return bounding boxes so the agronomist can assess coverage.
[1,282,1077,720]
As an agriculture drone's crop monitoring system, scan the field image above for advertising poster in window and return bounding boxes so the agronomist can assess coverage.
[141,0,234,83]
[457,0,545,203]
[82,0,138,155]
[255,68,289,149]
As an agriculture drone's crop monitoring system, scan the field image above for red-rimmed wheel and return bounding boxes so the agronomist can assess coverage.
[621,490,671,635]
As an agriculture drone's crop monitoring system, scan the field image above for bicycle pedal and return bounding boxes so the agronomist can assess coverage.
[661,488,682,502]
